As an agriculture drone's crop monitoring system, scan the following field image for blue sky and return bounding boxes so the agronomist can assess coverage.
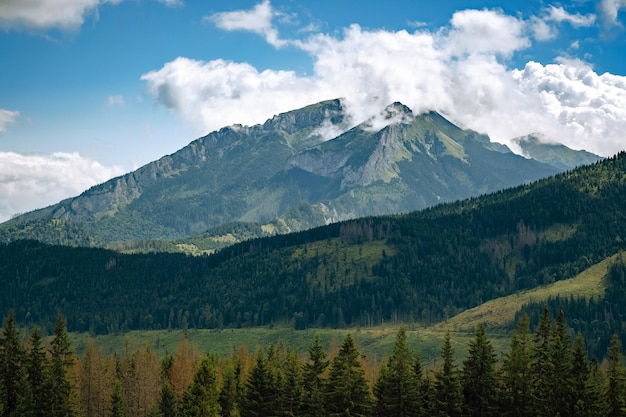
[1,0,626,221]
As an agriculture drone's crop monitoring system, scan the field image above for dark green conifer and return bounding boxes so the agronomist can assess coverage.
[241,352,278,417]
[374,327,420,417]
[0,310,26,417]
[325,334,371,417]
[607,334,626,417]
[49,314,77,417]
[433,331,463,417]
[461,323,497,417]
[498,314,534,417]
[531,306,553,417]
[302,335,329,417]
[181,356,221,417]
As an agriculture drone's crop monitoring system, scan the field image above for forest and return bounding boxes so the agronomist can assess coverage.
[1,307,625,417]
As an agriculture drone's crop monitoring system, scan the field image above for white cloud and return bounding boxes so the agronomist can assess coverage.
[0,109,19,133]
[545,6,596,27]
[0,0,109,30]
[105,95,125,108]
[204,0,286,48]
[143,8,626,157]
[600,0,626,26]
[445,9,530,57]
[157,0,182,7]
[140,57,329,133]
[0,152,124,222]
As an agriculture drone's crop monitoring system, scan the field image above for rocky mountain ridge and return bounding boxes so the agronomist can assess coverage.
[0,99,601,247]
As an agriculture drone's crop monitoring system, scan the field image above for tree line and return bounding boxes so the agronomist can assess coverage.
[3,307,626,417]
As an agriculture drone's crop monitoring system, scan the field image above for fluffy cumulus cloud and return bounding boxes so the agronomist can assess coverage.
[143,2,626,157]
[0,152,124,222]
[0,109,19,133]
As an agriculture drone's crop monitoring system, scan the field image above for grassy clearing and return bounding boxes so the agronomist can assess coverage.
[69,324,509,367]
[431,252,621,332]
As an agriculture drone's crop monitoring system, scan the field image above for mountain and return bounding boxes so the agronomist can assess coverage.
[0,100,596,247]
[513,133,603,170]
[1,152,625,347]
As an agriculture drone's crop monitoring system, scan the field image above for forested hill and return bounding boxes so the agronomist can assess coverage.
[1,153,625,342]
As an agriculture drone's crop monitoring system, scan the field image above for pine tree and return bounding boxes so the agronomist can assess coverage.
[218,361,239,417]
[181,356,221,417]
[374,327,420,417]
[302,335,328,417]
[156,382,178,417]
[26,327,51,417]
[279,348,304,417]
[531,306,553,417]
[607,334,626,417]
[325,334,371,417]
[461,323,497,417]
[109,381,128,417]
[549,308,573,417]
[498,314,534,417]
[571,333,607,417]
[433,331,463,417]
[241,352,278,417]
[49,314,77,417]
[0,310,27,417]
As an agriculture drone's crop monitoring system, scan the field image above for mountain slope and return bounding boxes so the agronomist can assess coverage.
[513,134,603,170]
[0,100,596,247]
[1,152,625,337]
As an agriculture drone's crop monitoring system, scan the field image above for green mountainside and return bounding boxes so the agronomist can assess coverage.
[1,152,625,358]
[1,100,594,248]
[514,133,603,170]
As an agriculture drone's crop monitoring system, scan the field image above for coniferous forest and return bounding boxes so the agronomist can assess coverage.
[2,308,626,417]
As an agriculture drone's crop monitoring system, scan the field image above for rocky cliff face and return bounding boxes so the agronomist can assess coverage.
[1,99,599,246]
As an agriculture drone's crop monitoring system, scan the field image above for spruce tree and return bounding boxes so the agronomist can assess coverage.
[607,334,626,417]
[49,314,77,417]
[218,362,239,417]
[241,352,278,417]
[325,334,371,417]
[109,382,129,417]
[26,327,51,417]
[302,335,329,417]
[0,310,26,417]
[156,382,177,417]
[571,333,607,417]
[531,306,553,417]
[549,308,573,417]
[498,314,534,417]
[461,323,497,417]
[433,331,463,417]
[374,327,420,417]
[181,356,220,417]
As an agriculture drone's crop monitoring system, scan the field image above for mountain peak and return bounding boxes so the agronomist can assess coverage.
[513,133,603,170]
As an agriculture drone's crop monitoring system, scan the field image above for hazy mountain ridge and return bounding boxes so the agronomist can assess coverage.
[0,99,601,247]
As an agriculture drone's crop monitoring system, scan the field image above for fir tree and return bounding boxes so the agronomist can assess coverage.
[302,335,328,417]
[374,327,420,417]
[571,333,606,417]
[49,314,77,417]
[498,314,534,417]
[26,327,51,417]
[461,323,497,417]
[241,352,278,417]
[181,356,221,417]
[325,334,371,417]
[531,306,553,417]
[156,382,178,417]
[433,331,463,417]
[607,334,626,417]
[549,308,573,417]
[218,362,239,417]
[0,310,26,417]
[109,382,128,417]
